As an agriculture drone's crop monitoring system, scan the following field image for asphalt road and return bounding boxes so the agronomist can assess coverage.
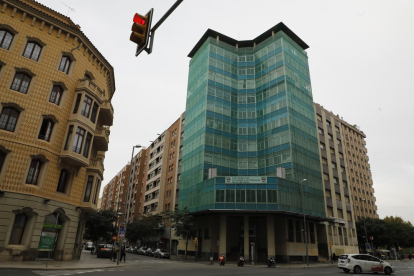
[3,254,414,276]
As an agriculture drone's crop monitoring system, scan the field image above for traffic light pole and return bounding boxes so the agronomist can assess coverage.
[147,0,184,54]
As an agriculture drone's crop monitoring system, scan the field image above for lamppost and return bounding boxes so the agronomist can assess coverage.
[117,144,141,265]
[300,179,309,266]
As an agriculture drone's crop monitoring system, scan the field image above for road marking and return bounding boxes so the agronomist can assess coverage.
[290,274,304,275]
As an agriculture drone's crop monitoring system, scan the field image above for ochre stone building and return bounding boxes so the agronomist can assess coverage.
[0,0,115,261]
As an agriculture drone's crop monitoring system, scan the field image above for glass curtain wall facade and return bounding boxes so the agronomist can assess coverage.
[180,27,325,218]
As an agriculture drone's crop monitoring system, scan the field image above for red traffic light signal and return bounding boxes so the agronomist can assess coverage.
[130,9,154,57]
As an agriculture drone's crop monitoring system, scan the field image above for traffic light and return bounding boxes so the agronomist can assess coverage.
[194,237,198,246]
[130,9,154,57]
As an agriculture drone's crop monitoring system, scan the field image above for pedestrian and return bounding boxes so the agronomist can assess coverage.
[332,252,337,261]
[113,245,118,262]
[121,246,126,262]
[210,249,214,265]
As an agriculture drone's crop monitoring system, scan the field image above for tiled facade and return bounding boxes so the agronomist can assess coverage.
[0,0,115,261]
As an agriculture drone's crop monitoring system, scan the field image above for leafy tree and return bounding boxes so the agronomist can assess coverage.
[126,214,163,245]
[163,207,196,260]
[356,216,414,251]
[84,210,117,253]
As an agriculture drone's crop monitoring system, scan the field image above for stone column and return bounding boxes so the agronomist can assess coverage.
[219,214,226,256]
[244,215,249,260]
[267,215,275,258]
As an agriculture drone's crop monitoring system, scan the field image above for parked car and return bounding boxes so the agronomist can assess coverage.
[96,244,112,258]
[132,247,139,254]
[85,242,95,251]
[145,248,156,257]
[154,249,170,259]
[126,247,134,253]
[138,247,148,255]
[338,254,394,275]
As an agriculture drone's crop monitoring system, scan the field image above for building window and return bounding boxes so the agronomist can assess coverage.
[8,214,27,245]
[38,119,54,142]
[0,107,20,132]
[58,56,71,74]
[0,150,6,173]
[73,94,82,114]
[296,221,302,243]
[0,30,13,50]
[81,96,93,118]
[83,133,92,158]
[23,42,42,61]
[84,176,94,202]
[90,103,99,123]
[326,120,331,127]
[318,128,323,135]
[26,159,42,185]
[10,73,31,94]
[56,169,69,193]
[257,190,266,203]
[73,127,86,154]
[64,125,73,150]
[319,143,325,150]
[49,86,63,105]
[92,179,101,205]
[288,220,294,242]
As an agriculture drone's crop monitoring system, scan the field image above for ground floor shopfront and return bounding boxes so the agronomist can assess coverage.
[175,212,358,263]
[0,191,86,261]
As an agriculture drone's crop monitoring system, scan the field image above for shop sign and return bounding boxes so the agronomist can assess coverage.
[225,176,267,184]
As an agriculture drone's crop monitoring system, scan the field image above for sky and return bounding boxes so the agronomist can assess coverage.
[38,0,414,223]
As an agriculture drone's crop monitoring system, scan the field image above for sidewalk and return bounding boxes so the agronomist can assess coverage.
[0,250,133,271]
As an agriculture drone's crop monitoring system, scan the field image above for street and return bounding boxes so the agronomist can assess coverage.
[2,252,414,276]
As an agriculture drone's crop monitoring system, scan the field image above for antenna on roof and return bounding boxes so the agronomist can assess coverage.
[60,2,76,17]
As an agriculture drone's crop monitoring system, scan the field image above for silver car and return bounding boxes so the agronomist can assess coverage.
[154,249,170,259]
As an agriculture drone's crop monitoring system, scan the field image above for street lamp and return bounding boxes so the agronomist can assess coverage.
[300,179,309,266]
[117,144,141,265]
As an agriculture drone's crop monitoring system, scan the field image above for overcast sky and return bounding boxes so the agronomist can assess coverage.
[39,0,414,223]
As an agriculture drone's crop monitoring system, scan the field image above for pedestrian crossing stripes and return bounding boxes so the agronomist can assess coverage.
[130,259,198,266]
[32,269,104,276]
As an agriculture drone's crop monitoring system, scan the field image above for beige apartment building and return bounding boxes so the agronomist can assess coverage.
[314,104,358,258]
[0,0,115,261]
[315,104,378,220]
[102,113,185,250]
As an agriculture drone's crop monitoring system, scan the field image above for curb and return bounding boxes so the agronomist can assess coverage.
[0,263,134,271]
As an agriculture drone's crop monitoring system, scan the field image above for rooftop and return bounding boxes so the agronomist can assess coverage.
[188,22,309,58]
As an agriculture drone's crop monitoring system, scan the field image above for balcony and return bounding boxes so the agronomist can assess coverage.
[94,126,110,151]
[60,147,89,168]
[88,158,105,177]
[99,100,114,126]
[76,79,105,100]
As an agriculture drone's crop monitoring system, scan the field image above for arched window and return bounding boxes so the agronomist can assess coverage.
[58,56,71,74]
[23,42,42,61]
[49,86,64,105]
[9,213,27,245]
[10,73,31,94]
[26,159,42,185]
[0,30,13,50]
[0,107,20,132]
[38,118,54,142]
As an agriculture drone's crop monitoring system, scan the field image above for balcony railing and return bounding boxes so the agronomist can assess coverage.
[77,79,105,99]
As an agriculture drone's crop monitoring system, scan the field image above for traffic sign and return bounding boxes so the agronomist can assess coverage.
[112,235,117,241]
[119,223,127,238]
[365,243,371,252]
[369,236,373,241]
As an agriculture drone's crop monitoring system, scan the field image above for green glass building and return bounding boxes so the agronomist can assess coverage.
[178,23,327,262]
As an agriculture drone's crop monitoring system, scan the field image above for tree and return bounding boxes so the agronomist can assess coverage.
[356,216,414,250]
[126,214,163,245]
[163,207,196,260]
[84,210,117,253]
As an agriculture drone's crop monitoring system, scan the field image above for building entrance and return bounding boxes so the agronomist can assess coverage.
[37,213,62,259]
